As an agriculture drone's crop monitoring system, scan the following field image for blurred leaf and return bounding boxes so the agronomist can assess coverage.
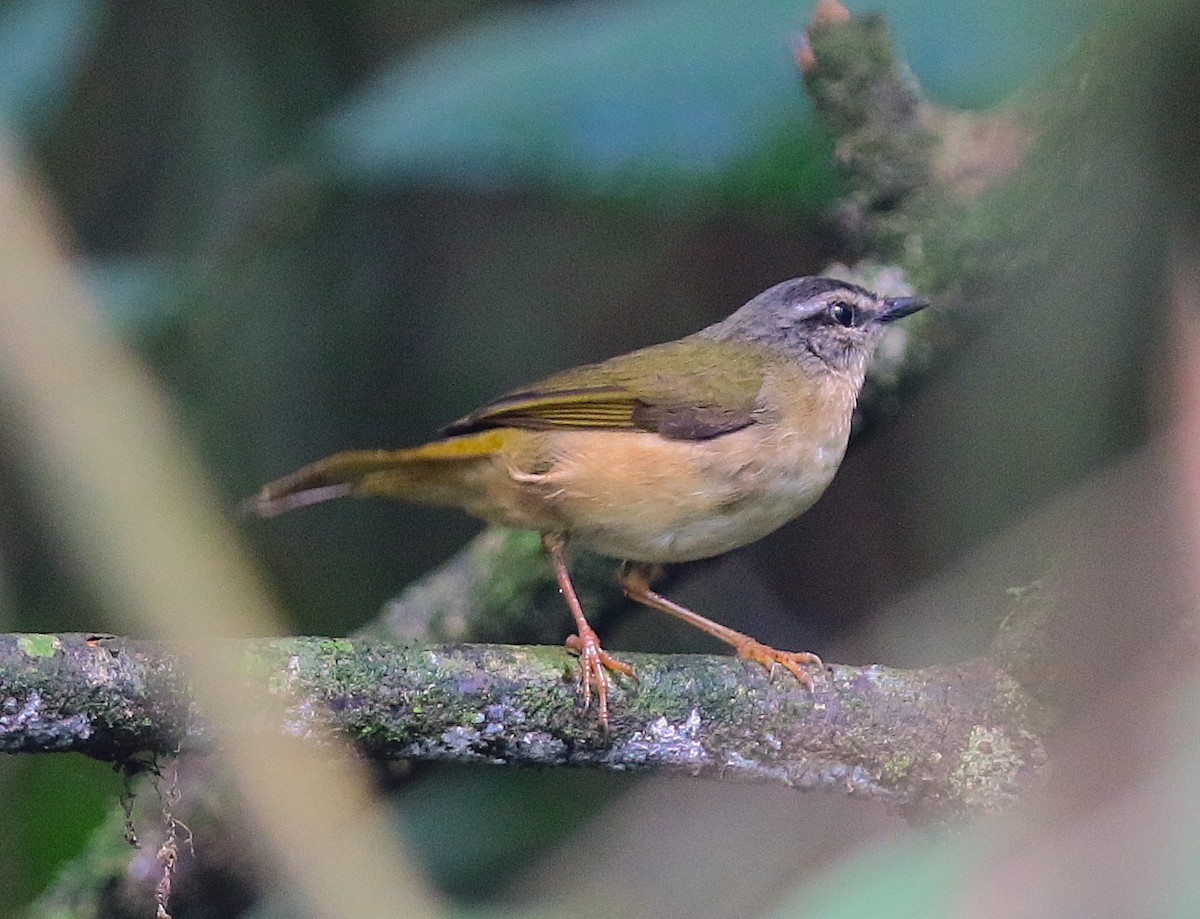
[319,0,828,204]
[0,755,122,917]
[886,0,1098,105]
[317,0,1094,203]
[767,835,971,919]
[0,0,99,131]
[393,766,633,900]
[79,257,183,334]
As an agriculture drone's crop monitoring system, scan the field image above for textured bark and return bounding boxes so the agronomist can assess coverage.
[0,624,1047,822]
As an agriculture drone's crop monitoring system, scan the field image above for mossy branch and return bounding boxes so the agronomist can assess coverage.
[0,626,1047,823]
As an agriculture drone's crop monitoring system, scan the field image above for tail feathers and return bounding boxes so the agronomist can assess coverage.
[244,431,509,518]
[244,481,353,517]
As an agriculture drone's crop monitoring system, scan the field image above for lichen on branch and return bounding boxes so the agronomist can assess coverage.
[0,630,1046,822]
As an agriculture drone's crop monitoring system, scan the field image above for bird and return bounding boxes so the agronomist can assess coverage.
[246,276,927,728]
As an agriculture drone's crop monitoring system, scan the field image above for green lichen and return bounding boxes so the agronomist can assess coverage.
[235,646,280,683]
[318,638,355,655]
[881,752,917,783]
[17,634,60,658]
[950,724,1022,813]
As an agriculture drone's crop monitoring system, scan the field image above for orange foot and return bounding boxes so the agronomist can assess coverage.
[734,639,823,689]
[565,630,635,731]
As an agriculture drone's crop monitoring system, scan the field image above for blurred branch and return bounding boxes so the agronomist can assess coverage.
[367,527,634,645]
[0,625,1047,823]
[801,0,1030,257]
[0,144,441,916]
[799,0,937,238]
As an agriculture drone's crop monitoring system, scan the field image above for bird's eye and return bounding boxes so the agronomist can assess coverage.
[828,302,855,327]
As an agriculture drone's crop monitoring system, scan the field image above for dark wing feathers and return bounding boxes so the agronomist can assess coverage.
[629,402,758,440]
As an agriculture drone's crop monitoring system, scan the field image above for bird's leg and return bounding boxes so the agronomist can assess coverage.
[619,561,822,688]
[543,534,634,730]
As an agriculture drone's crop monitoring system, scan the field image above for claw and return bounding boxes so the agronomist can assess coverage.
[734,638,822,690]
[619,561,822,693]
[544,534,639,729]
[566,630,634,730]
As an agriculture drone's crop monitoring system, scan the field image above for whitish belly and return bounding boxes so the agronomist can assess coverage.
[577,467,835,561]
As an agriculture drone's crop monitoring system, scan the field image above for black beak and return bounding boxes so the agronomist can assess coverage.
[877,295,929,323]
